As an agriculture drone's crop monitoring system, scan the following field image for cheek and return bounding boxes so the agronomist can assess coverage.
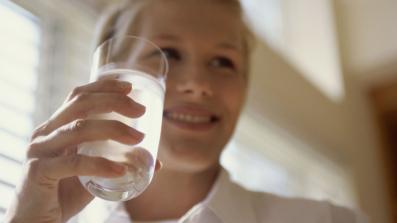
[216,78,246,117]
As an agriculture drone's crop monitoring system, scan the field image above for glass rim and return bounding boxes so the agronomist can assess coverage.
[94,34,169,78]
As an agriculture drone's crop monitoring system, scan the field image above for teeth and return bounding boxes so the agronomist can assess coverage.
[167,112,213,123]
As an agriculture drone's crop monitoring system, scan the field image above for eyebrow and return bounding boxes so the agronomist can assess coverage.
[152,34,181,42]
[153,34,241,52]
[216,42,241,51]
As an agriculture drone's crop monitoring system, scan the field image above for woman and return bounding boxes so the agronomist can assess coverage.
[5,0,365,222]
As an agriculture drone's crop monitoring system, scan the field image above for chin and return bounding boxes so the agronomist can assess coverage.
[158,142,223,173]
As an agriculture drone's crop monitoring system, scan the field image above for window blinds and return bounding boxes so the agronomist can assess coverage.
[0,0,40,219]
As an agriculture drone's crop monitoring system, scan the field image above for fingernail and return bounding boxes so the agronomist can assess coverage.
[137,104,146,115]
[119,81,132,90]
[130,99,145,110]
[111,163,126,174]
[129,128,145,141]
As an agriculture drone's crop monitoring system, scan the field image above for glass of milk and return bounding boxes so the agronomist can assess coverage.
[78,36,168,201]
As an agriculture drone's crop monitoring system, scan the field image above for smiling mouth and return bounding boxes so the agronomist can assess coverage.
[163,110,220,132]
[163,111,219,124]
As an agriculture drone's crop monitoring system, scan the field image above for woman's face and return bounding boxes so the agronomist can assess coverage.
[134,0,248,172]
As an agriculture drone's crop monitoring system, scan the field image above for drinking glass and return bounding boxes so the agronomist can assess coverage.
[78,36,168,201]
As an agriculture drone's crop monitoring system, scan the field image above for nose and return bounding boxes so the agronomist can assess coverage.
[175,62,213,98]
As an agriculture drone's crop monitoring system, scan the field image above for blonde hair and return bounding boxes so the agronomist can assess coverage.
[94,0,254,76]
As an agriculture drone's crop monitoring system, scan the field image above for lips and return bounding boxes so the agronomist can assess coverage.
[163,105,220,131]
[165,112,218,123]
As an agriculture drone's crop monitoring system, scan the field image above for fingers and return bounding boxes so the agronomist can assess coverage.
[28,119,144,158]
[27,155,127,184]
[155,159,163,171]
[27,155,162,189]
[32,79,143,139]
[65,79,132,102]
[35,93,144,138]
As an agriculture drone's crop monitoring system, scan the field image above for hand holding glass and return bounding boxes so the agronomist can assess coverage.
[78,36,168,201]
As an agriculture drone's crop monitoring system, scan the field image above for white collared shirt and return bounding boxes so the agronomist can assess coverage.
[75,169,367,223]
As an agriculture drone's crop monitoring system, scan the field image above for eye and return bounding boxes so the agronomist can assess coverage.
[211,57,236,70]
[161,48,181,61]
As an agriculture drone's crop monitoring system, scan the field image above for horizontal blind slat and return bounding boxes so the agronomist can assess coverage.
[0,81,36,113]
[0,156,23,186]
[0,62,37,91]
[0,107,33,138]
[0,24,40,45]
[0,3,38,39]
[0,182,15,210]
[0,130,27,162]
[0,43,39,68]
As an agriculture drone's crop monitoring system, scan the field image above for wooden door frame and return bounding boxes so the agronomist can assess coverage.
[369,80,397,223]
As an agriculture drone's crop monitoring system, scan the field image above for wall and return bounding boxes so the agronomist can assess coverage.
[239,38,392,222]
[335,0,397,79]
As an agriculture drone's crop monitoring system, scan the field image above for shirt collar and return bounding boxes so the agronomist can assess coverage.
[205,168,257,223]
[89,168,257,223]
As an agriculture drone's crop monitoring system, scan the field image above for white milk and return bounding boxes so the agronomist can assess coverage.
[79,69,164,201]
